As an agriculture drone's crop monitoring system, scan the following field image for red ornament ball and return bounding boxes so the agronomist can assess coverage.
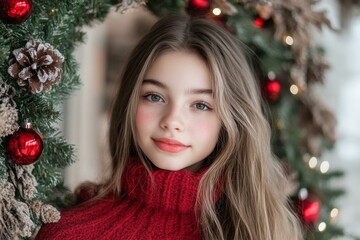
[264,78,281,102]
[189,0,210,9]
[0,0,33,24]
[295,196,321,225]
[254,16,264,28]
[6,123,43,165]
[186,0,211,16]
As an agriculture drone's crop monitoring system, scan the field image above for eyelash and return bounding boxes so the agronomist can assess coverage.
[193,102,212,111]
[142,93,213,111]
[143,93,164,102]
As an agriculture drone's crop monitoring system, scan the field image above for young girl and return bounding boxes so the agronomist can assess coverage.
[36,15,302,240]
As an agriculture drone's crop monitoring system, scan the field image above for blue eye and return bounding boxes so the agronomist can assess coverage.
[145,93,163,102]
[194,102,210,111]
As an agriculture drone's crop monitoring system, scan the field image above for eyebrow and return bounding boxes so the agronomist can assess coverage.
[143,79,167,89]
[142,79,213,95]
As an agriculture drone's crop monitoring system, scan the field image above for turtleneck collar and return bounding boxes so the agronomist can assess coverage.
[122,163,208,213]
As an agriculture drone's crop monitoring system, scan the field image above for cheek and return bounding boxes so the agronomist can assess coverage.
[190,117,221,144]
[135,104,158,134]
[135,105,148,132]
[135,105,144,127]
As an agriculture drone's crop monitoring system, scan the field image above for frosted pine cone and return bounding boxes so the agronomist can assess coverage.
[9,162,38,201]
[30,201,61,224]
[41,204,60,223]
[8,40,64,93]
[30,201,42,219]
[115,0,147,13]
[0,77,18,137]
[0,77,16,107]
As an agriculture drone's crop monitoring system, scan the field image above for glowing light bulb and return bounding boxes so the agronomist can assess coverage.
[330,208,339,219]
[318,222,326,232]
[320,161,330,173]
[267,71,276,80]
[290,84,299,95]
[212,8,221,16]
[298,188,308,200]
[309,157,318,169]
[285,36,294,45]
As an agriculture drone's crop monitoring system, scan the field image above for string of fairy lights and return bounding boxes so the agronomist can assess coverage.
[303,153,340,232]
[191,1,343,236]
[1,0,346,238]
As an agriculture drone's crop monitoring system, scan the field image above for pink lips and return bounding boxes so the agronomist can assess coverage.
[153,138,189,153]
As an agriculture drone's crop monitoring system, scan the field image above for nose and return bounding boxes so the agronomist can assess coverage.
[160,104,184,132]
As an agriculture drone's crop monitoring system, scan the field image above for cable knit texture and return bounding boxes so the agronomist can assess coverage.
[35,164,207,239]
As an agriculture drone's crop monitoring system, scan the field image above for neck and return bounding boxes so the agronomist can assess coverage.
[121,163,208,212]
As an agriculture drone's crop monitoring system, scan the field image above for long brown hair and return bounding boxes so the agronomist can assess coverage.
[104,15,302,240]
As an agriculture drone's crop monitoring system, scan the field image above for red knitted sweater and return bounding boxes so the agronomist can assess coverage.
[35,164,208,240]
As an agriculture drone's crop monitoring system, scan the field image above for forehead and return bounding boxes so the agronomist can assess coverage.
[144,51,212,89]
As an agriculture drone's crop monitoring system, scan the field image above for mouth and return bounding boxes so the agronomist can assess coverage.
[152,138,190,153]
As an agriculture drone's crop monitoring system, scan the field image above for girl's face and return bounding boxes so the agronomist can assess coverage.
[135,51,221,172]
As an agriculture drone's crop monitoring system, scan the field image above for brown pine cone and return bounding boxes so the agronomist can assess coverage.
[7,40,64,93]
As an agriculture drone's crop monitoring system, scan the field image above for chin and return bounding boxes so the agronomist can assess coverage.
[160,165,184,171]
[152,162,186,171]
[153,161,203,172]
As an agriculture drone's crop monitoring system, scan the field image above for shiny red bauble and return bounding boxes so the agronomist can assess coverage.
[186,0,211,16]
[295,196,321,225]
[254,16,264,28]
[264,78,281,102]
[0,0,33,24]
[6,123,43,165]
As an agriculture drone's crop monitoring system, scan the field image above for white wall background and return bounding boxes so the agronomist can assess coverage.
[63,3,360,238]
[63,8,156,190]
[63,22,107,190]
